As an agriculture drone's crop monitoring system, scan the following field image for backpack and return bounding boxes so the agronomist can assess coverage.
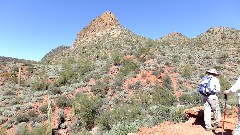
[198,76,212,96]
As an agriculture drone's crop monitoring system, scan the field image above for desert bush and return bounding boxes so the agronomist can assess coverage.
[0,117,7,125]
[162,75,173,90]
[96,100,142,131]
[14,122,28,135]
[3,89,15,96]
[16,114,29,123]
[26,66,34,73]
[39,104,48,114]
[169,107,188,123]
[57,108,65,121]
[152,86,177,106]
[2,110,15,117]
[74,93,102,130]
[10,98,22,106]
[219,52,229,59]
[28,124,51,135]
[119,59,139,76]
[31,79,49,91]
[148,105,171,125]
[28,110,38,121]
[49,87,62,95]
[36,114,48,122]
[181,65,193,78]
[111,52,123,66]
[106,122,139,135]
[179,92,202,106]
[56,95,72,108]
[91,81,109,97]
[3,118,15,129]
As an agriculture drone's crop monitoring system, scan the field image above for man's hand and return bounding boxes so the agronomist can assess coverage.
[224,90,229,95]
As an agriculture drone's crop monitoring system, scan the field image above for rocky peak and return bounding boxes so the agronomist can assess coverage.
[158,32,189,45]
[196,26,240,44]
[72,11,121,48]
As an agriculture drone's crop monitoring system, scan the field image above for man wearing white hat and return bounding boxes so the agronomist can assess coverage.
[201,69,221,131]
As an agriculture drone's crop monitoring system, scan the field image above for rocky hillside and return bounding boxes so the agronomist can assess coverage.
[157,32,190,45]
[41,11,149,63]
[196,26,240,44]
[41,45,70,63]
[0,56,35,64]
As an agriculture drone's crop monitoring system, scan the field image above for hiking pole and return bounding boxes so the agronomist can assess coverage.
[222,94,227,135]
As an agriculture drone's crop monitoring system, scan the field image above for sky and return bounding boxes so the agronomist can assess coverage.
[0,0,239,61]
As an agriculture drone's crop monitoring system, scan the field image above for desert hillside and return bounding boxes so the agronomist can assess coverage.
[0,11,240,135]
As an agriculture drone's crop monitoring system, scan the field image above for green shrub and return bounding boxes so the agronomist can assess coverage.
[31,79,49,91]
[91,81,109,97]
[49,87,62,95]
[36,114,48,122]
[14,122,29,135]
[162,75,173,90]
[181,65,193,78]
[10,98,22,106]
[148,105,171,125]
[96,101,142,131]
[28,124,51,135]
[219,52,229,59]
[28,110,38,121]
[16,114,29,123]
[152,86,177,106]
[169,107,188,123]
[74,93,102,130]
[106,122,139,135]
[56,95,72,108]
[3,89,15,96]
[0,117,7,125]
[39,104,48,114]
[179,92,202,106]
[120,59,139,76]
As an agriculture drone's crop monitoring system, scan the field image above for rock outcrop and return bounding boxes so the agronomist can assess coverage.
[158,32,190,45]
[72,11,121,48]
[196,26,240,44]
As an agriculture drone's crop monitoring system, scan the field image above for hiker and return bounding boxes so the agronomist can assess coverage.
[200,69,221,131]
[224,77,240,135]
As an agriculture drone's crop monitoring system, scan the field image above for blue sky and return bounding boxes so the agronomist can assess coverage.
[0,0,239,61]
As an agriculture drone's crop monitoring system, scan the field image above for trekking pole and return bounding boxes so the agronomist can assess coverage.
[222,94,227,135]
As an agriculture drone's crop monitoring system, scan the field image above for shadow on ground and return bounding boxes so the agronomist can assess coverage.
[191,110,233,135]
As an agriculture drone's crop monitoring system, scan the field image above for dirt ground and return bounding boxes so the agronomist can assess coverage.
[137,106,237,135]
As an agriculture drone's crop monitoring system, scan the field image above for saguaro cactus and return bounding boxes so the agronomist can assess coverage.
[48,96,52,135]
[18,63,22,86]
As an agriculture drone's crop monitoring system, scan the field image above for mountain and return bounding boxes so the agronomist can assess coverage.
[0,56,35,64]
[41,45,70,62]
[195,26,240,44]
[71,11,121,49]
[157,32,190,45]
[41,11,149,63]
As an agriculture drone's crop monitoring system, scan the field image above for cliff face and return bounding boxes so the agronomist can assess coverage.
[41,11,149,63]
[72,11,121,49]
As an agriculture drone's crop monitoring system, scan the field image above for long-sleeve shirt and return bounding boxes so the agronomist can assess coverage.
[226,77,240,94]
[209,76,221,93]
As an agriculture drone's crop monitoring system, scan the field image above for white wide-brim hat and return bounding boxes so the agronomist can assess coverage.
[206,69,219,75]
